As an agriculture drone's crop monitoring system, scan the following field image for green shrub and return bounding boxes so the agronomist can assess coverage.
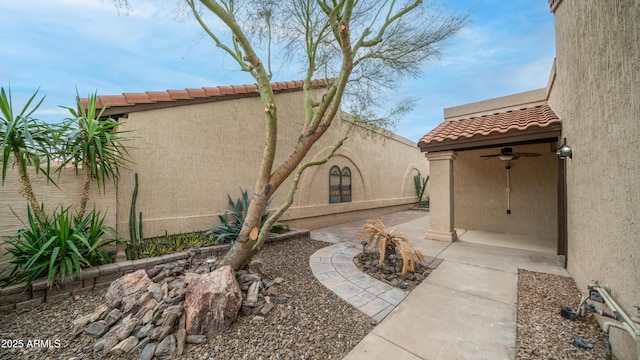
[138,232,216,258]
[0,206,118,289]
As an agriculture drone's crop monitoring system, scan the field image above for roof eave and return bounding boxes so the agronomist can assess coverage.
[418,124,562,153]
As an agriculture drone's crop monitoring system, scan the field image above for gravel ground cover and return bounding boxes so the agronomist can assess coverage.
[516,269,606,359]
[0,237,611,360]
[0,238,372,360]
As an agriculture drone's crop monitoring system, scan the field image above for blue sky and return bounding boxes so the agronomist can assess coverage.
[0,0,555,143]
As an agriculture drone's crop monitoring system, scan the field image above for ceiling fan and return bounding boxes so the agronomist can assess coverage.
[480,147,541,161]
[480,147,540,215]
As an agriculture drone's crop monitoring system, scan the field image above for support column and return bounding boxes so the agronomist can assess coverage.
[425,151,458,242]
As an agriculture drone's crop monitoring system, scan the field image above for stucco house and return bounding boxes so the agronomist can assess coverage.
[419,1,639,358]
[0,79,426,250]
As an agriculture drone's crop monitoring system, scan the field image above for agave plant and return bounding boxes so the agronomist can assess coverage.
[206,188,283,244]
[360,219,425,275]
[58,91,131,219]
[0,205,118,289]
[0,87,59,225]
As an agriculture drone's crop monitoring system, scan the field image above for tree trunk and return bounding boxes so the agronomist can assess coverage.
[221,189,270,270]
[78,161,92,219]
[12,150,46,227]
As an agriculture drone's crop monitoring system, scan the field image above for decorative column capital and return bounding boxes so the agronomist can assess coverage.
[426,150,457,161]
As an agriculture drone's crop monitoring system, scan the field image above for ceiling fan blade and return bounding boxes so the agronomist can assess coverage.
[515,152,541,157]
[480,154,501,158]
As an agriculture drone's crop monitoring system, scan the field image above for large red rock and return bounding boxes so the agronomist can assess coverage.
[105,269,152,308]
[184,265,242,337]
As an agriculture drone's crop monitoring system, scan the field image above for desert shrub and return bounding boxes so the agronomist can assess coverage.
[360,219,425,275]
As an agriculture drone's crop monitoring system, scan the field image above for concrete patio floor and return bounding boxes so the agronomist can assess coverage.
[309,210,569,360]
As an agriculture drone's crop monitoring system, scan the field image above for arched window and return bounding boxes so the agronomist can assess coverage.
[329,165,352,203]
[341,167,351,202]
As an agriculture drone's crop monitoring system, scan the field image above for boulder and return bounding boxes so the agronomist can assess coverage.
[184,265,242,337]
[105,270,152,308]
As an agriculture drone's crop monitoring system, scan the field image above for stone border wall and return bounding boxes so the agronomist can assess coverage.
[0,228,310,312]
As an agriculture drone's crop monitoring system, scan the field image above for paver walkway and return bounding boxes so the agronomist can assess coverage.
[309,210,440,322]
[308,210,568,359]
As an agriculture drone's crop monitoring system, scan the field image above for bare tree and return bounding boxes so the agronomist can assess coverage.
[120,0,466,270]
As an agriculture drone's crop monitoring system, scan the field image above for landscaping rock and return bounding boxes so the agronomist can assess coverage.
[104,308,122,326]
[74,253,284,357]
[105,270,152,308]
[148,325,173,341]
[85,322,108,337]
[245,281,260,306]
[146,265,164,278]
[147,282,163,302]
[116,314,139,340]
[137,322,154,339]
[155,334,176,360]
[110,335,138,355]
[139,342,157,360]
[101,334,120,354]
[248,259,264,276]
[184,265,242,337]
[176,328,186,356]
[185,334,206,344]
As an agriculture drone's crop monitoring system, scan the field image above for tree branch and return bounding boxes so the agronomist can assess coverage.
[186,0,254,74]
[253,121,355,251]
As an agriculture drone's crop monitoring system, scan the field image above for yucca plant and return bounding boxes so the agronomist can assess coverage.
[0,205,118,289]
[58,91,131,219]
[0,87,59,226]
[360,219,425,275]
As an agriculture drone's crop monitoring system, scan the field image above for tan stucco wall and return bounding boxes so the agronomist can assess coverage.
[0,168,117,262]
[548,1,640,358]
[115,89,427,238]
[453,143,557,242]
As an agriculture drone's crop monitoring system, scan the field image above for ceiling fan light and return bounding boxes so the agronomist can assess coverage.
[499,155,514,161]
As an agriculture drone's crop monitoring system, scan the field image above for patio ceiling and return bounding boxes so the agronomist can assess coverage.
[418,105,561,153]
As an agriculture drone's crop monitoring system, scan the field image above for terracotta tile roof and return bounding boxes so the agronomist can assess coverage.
[418,105,561,152]
[81,79,326,113]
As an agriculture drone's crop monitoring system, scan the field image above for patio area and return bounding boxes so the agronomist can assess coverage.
[309,210,568,359]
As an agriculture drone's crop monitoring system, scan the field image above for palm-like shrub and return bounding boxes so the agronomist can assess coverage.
[360,219,425,275]
[0,87,58,225]
[58,92,131,219]
[0,206,118,289]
